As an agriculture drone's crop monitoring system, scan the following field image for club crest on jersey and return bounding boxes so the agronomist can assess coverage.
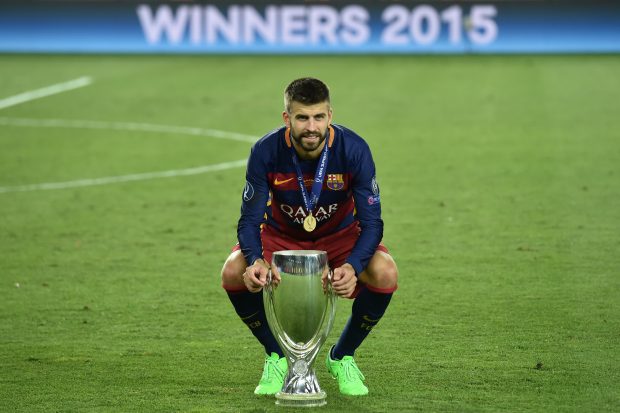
[327,174,345,191]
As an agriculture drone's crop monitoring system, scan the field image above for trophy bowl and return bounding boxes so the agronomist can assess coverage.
[263,250,336,407]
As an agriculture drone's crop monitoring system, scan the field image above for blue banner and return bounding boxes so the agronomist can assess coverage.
[0,1,618,54]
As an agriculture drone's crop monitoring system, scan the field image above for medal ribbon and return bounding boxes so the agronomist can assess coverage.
[290,136,329,217]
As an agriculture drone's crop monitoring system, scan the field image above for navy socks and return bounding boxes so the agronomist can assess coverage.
[227,285,393,360]
[226,289,283,357]
[332,287,393,360]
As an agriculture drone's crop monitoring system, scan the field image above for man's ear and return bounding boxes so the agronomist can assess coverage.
[282,110,290,127]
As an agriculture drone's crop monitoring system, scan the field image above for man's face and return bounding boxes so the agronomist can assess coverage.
[283,100,332,156]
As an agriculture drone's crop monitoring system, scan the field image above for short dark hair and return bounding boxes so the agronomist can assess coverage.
[284,78,330,112]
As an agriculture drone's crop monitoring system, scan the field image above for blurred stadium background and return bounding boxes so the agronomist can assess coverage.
[1,1,619,412]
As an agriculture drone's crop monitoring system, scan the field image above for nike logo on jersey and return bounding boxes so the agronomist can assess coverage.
[273,177,295,185]
[274,177,315,186]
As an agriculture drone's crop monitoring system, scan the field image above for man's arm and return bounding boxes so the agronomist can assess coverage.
[332,139,383,298]
[237,143,270,269]
[345,140,384,276]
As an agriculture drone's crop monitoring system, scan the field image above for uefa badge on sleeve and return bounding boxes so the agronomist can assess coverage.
[243,181,254,201]
[371,176,379,195]
[368,176,380,205]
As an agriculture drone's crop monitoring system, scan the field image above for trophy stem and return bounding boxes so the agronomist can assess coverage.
[276,363,326,407]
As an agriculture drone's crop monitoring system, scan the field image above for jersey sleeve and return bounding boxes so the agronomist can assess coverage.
[237,143,270,266]
[345,141,384,275]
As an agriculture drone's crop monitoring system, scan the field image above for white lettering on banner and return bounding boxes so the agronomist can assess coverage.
[441,5,462,44]
[381,5,408,45]
[136,4,496,48]
[136,4,370,46]
[467,5,498,45]
[206,5,241,43]
[341,6,370,45]
[281,6,306,45]
[243,5,278,44]
[190,6,202,44]
[411,5,440,45]
[137,5,190,44]
[309,6,338,44]
[381,4,498,46]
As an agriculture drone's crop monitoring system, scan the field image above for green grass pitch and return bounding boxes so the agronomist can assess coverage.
[0,55,619,412]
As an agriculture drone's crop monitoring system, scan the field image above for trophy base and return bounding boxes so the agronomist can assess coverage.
[275,391,327,408]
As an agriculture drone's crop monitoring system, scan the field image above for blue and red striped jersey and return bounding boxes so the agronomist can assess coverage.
[237,124,383,275]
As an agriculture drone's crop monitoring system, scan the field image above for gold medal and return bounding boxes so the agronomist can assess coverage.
[303,214,317,232]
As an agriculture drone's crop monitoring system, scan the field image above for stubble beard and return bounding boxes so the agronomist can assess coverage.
[291,129,328,153]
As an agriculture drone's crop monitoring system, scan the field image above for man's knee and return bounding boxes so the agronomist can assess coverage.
[381,262,399,288]
[361,252,398,290]
[221,250,247,290]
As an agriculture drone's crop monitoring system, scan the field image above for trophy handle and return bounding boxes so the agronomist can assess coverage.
[326,269,333,295]
[266,267,281,289]
[324,268,337,346]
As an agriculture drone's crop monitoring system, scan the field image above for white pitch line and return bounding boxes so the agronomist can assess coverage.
[0,159,247,194]
[0,116,258,144]
[0,77,93,110]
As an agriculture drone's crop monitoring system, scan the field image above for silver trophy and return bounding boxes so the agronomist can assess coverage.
[263,250,336,407]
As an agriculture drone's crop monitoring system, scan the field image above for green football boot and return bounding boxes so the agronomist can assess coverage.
[254,353,288,395]
[326,348,369,396]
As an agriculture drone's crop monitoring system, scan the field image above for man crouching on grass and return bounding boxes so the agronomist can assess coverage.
[221,77,398,396]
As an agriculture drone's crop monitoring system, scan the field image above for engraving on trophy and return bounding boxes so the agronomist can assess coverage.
[293,360,308,376]
[263,250,336,407]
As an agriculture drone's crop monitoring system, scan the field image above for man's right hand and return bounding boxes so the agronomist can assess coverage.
[243,258,270,292]
[332,263,357,298]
